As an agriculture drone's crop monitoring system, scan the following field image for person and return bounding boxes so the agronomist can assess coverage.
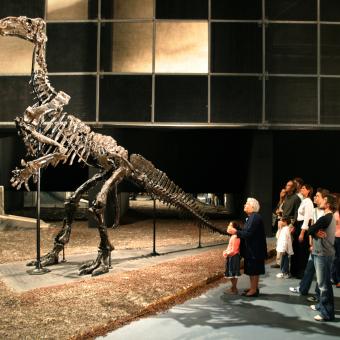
[227,197,267,297]
[271,180,301,269]
[223,221,241,294]
[271,188,287,268]
[289,188,329,299]
[308,193,336,321]
[276,217,293,278]
[272,188,286,235]
[290,184,314,278]
[281,179,302,223]
[294,177,304,200]
[331,195,340,288]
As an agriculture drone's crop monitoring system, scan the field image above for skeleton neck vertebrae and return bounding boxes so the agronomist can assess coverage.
[0,16,226,276]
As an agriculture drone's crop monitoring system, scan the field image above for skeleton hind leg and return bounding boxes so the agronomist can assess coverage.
[26,169,111,267]
[80,166,127,276]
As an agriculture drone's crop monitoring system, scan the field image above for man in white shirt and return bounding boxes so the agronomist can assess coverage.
[289,188,329,299]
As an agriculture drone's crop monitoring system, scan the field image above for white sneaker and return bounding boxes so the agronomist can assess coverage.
[314,315,324,321]
[289,286,300,293]
[310,305,317,311]
[283,273,291,279]
[276,273,284,278]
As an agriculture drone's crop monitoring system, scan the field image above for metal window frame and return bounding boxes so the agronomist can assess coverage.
[2,0,340,129]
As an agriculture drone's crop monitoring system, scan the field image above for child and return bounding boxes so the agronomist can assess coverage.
[223,221,241,294]
[276,217,294,278]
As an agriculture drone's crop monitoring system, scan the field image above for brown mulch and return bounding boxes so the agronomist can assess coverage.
[0,213,230,339]
[1,250,227,339]
[0,217,227,264]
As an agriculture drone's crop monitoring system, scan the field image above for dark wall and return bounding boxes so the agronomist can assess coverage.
[0,134,24,210]
[272,130,340,198]
[102,127,251,193]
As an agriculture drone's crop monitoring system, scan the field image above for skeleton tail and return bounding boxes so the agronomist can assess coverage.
[129,154,227,235]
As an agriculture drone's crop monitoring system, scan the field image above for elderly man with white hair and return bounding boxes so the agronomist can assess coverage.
[228,197,267,297]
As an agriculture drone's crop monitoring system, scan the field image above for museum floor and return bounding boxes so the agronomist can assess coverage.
[99,263,340,340]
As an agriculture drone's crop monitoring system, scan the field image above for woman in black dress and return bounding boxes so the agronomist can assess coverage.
[228,197,267,297]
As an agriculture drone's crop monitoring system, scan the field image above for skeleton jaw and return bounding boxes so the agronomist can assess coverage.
[0,16,46,44]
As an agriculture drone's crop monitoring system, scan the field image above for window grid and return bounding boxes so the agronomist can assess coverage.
[1,0,340,129]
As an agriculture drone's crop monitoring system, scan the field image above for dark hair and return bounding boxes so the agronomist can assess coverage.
[281,217,291,225]
[316,187,330,198]
[302,184,313,198]
[333,194,340,214]
[294,177,304,186]
[324,194,337,212]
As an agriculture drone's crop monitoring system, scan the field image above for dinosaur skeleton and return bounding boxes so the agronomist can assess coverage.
[0,16,226,276]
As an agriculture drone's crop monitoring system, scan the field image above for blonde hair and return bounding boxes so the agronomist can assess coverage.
[247,197,260,212]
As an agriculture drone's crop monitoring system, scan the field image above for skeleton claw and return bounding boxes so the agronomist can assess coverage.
[79,251,110,276]
[27,252,59,267]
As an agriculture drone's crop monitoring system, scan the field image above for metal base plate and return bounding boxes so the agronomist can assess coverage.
[26,267,51,275]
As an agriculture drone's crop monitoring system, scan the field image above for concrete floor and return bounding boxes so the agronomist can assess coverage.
[98,265,340,340]
[0,243,226,292]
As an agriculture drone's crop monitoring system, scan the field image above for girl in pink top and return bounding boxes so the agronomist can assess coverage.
[223,221,241,294]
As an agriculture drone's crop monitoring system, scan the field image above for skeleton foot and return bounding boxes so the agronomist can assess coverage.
[26,251,59,267]
[79,250,110,276]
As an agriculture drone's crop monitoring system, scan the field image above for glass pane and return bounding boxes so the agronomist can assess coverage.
[321,25,340,75]
[99,76,152,122]
[0,76,31,121]
[0,0,45,18]
[266,77,317,124]
[266,0,316,21]
[46,23,97,72]
[155,76,207,122]
[211,0,261,20]
[49,75,96,121]
[211,76,262,123]
[156,22,208,73]
[47,0,98,20]
[156,0,207,19]
[101,22,152,73]
[211,23,262,73]
[0,37,32,74]
[102,0,153,19]
[267,24,317,74]
[321,0,340,21]
[321,78,340,124]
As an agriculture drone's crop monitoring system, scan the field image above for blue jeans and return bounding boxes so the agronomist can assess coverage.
[299,254,318,296]
[313,254,335,320]
[280,253,290,274]
[331,237,340,284]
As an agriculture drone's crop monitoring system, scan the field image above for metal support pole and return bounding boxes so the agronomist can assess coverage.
[27,164,50,275]
[198,225,202,248]
[150,196,159,256]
